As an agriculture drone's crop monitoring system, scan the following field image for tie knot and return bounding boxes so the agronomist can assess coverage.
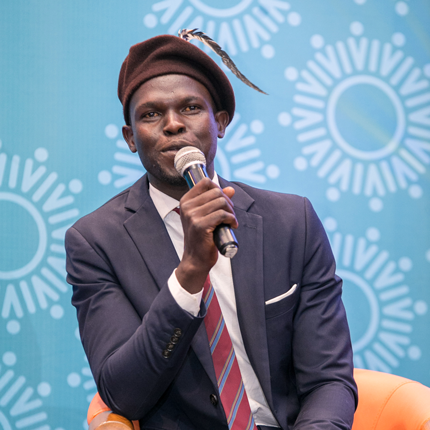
[172,207,180,215]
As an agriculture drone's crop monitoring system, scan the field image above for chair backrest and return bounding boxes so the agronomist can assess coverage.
[352,368,430,430]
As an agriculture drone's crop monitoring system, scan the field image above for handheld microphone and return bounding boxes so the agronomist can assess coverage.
[174,146,239,259]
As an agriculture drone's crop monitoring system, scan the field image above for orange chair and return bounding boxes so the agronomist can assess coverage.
[87,392,139,430]
[352,369,430,430]
[88,369,430,429]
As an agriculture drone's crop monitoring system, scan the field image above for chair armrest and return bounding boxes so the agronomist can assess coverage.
[89,411,134,430]
[88,393,139,430]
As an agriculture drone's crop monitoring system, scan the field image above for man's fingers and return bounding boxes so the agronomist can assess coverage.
[194,203,239,230]
[182,180,235,205]
[209,210,238,229]
[183,177,216,198]
[181,182,235,216]
[181,197,238,229]
[179,179,238,237]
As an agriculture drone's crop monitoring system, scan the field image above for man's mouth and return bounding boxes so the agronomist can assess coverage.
[161,142,197,155]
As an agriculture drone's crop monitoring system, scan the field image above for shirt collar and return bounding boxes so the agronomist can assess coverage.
[149,172,220,220]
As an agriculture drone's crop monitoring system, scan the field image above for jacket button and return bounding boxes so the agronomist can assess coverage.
[209,394,218,406]
[174,328,182,337]
[166,342,175,351]
[162,350,171,358]
[170,335,180,344]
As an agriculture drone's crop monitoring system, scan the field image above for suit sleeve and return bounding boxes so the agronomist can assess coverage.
[66,226,205,420]
[292,198,358,429]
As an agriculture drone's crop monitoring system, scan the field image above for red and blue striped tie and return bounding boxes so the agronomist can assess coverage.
[172,207,256,429]
[203,276,257,430]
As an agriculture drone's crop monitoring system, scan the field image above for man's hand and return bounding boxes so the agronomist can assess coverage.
[175,178,238,294]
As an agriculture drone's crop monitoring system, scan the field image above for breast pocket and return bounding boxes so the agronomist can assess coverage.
[265,284,298,319]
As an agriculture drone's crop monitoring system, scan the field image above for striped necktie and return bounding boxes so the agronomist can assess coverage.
[172,207,256,429]
[203,277,257,430]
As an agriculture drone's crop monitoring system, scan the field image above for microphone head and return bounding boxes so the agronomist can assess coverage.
[174,146,206,176]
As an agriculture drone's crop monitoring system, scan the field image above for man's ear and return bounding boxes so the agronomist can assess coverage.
[215,110,229,139]
[122,125,137,153]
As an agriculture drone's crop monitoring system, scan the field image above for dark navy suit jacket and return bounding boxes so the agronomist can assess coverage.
[66,174,357,430]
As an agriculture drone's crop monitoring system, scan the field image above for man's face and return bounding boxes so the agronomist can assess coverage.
[122,74,229,197]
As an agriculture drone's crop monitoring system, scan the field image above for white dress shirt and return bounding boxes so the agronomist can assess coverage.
[149,175,279,428]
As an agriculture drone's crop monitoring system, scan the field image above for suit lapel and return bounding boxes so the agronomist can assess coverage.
[221,179,274,410]
[123,176,180,289]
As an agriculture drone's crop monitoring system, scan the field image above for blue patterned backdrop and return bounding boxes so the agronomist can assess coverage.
[1,1,429,428]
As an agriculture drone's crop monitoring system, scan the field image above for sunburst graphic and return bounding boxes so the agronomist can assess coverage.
[0,351,55,430]
[0,141,82,335]
[352,0,410,16]
[98,115,279,189]
[142,0,301,60]
[67,360,96,405]
[217,113,280,183]
[67,329,97,404]
[323,217,428,372]
[394,1,410,16]
[98,125,144,189]
[279,22,430,211]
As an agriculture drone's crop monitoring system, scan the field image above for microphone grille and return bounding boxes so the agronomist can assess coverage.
[174,147,206,176]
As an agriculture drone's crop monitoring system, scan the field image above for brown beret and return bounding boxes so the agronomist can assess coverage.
[118,35,235,125]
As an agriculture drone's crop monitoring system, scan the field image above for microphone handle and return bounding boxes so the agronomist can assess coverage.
[183,164,239,259]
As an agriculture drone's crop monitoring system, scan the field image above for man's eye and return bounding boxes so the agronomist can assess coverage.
[184,106,199,112]
[143,112,159,118]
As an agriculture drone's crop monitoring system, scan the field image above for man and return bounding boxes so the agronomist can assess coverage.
[66,34,357,430]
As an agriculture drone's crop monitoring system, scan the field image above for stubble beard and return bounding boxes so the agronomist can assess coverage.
[147,161,188,187]
[160,171,187,187]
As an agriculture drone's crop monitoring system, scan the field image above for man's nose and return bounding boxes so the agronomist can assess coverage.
[163,111,185,135]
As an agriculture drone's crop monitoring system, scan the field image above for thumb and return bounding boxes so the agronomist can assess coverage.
[222,186,235,199]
